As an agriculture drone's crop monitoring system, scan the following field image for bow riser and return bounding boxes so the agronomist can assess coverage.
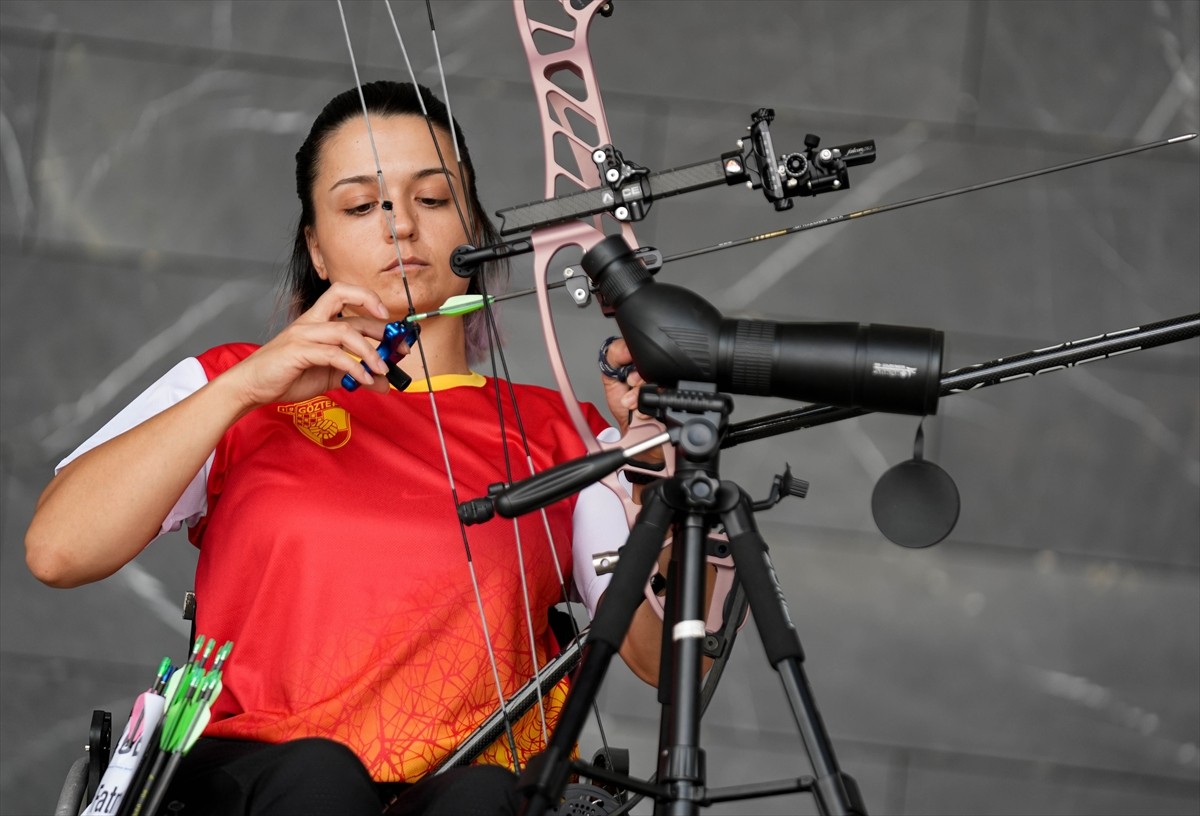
[515,0,640,452]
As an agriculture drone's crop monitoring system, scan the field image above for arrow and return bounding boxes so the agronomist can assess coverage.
[406,280,574,322]
[126,638,234,816]
[663,132,1199,265]
[406,293,496,321]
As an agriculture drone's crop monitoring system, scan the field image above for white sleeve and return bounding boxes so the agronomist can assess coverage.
[55,358,213,536]
[572,427,634,619]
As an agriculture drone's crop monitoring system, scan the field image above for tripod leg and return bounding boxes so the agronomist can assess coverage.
[653,513,712,816]
[719,484,868,816]
[518,486,675,816]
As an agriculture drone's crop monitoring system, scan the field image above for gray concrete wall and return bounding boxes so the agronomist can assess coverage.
[1,2,1197,814]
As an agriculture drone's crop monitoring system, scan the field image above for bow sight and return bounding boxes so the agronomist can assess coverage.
[498,109,875,232]
[567,108,876,224]
[745,108,876,210]
[449,109,874,275]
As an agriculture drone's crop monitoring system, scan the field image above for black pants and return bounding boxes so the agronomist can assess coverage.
[159,737,520,816]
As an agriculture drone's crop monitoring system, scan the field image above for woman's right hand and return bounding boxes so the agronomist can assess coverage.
[224,282,399,410]
[25,283,400,588]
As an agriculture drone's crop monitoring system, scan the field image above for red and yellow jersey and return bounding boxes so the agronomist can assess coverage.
[185,344,608,781]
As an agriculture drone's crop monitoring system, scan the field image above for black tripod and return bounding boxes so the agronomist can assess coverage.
[514,382,867,816]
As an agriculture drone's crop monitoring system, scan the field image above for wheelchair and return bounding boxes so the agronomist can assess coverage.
[55,578,747,815]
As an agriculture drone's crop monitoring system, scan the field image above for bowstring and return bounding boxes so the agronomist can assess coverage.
[333,2,417,317]
[347,0,622,774]
[478,277,550,747]
[393,0,551,759]
[417,1,624,763]
[381,0,478,243]
[493,0,633,774]
[476,273,619,766]
[416,0,574,753]
[335,0,523,770]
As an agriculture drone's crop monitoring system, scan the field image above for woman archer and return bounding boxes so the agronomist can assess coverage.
[25,80,660,816]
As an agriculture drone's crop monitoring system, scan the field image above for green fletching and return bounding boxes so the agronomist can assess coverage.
[407,294,493,321]
[162,665,185,708]
[182,707,213,755]
[161,674,200,750]
[152,656,172,693]
[181,672,223,754]
[200,637,216,665]
[440,294,493,315]
[211,641,234,673]
[170,676,213,752]
[163,633,206,706]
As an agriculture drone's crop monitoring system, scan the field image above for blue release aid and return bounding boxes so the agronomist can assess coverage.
[342,320,419,392]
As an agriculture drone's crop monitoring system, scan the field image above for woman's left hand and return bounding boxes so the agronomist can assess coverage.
[599,336,646,435]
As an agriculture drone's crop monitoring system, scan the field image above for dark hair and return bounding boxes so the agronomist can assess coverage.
[285,80,507,362]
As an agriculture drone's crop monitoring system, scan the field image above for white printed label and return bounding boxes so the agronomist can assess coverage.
[83,691,166,815]
[672,620,707,641]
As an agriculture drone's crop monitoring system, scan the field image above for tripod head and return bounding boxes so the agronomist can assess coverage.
[582,235,944,416]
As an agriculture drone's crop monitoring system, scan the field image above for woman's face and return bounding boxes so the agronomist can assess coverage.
[305,114,472,319]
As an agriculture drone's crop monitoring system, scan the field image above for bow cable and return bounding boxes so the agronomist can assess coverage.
[344,0,623,769]
[416,0,636,761]
[381,0,479,244]
[337,0,527,769]
[333,1,419,318]
[414,0,577,752]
